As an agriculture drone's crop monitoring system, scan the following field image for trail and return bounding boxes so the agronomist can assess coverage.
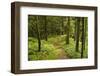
[53,39,68,59]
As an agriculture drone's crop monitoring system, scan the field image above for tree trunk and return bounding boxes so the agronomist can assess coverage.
[44,16,48,41]
[61,17,64,35]
[74,18,77,41]
[75,17,80,52]
[36,16,41,52]
[81,17,85,58]
[84,18,86,53]
[66,17,70,44]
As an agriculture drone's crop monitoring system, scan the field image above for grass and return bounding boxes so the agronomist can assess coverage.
[28,35,88,61]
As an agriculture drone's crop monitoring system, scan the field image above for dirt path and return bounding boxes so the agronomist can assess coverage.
[53,41,68,59]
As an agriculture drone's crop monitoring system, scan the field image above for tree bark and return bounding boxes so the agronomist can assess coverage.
[81,17,85,58]
[44,16,48,41]
[84,18,87,50]
[66,17,70,44]
[75,17,80,52]
[74,18,77,41]
[61,17,64,35]
[36,16,41,52]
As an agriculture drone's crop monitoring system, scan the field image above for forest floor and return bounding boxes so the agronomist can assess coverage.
[52,37,68,59]
[28,35,88,61]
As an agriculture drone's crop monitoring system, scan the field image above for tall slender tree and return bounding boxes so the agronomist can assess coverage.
[61,17,64,35]
[75,17,80,52]
[44,16,48,41]
[81,17,85,58]
[74,17,77,41]
[66,17,70,44]
[84,18,87,51]
[36,16,41,52]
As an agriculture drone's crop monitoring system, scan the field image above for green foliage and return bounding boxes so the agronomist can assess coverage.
[62,38,80,58]
[28,15,88,60]
[28,35,88,60]
[28,37,59,60]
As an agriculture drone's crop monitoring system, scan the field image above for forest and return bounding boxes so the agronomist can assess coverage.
[28,15,88,61]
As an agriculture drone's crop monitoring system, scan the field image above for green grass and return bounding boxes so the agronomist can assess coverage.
[28,35,88,61]
[28,37,59,60]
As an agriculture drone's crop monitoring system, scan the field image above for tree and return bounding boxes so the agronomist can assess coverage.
[66,17,70,44]
[44,16,48,41]
[75,17,80,52]
[74,17,77,41]
[36,16,41,52]
[61,17,64,35]
[81,17,85,58]
[84,17,87,51]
